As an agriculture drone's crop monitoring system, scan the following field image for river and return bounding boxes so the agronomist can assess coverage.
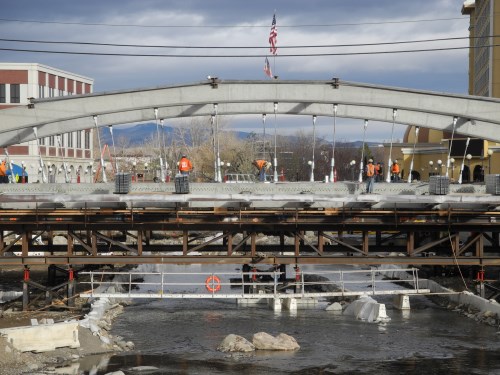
[79,264,500,374]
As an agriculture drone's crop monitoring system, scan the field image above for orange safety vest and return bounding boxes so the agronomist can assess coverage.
[0,162,6,176]
[374,164,381,175]
[254,160,267,170]
[391,163,400,174]
[366,163,375,177]
[178,157,193,172]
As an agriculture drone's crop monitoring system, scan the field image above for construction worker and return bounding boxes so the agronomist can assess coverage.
[374,162,382,182]
[391,160,400,182]
[0,160,7,183]
[365,159,375,193]
[252,159,272,182]
[178,155,193,176]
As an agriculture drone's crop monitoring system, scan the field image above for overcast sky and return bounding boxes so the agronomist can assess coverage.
[0,0,470,142]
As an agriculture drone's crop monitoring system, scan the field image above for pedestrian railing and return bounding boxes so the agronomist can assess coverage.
[79,267,429,299]
[224,173,256,183]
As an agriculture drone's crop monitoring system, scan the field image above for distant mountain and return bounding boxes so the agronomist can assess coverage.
[98,123,376,147]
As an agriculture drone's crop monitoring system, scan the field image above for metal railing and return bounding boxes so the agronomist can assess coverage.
[224,173,256,183]
[80,267,429,299]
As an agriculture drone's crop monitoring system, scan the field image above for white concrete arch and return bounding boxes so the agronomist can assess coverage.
[0,79,500,147]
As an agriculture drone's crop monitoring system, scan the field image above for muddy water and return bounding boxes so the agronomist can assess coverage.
[78,264,500,375]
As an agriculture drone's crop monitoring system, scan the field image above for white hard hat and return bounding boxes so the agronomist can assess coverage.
[368,159,373,163]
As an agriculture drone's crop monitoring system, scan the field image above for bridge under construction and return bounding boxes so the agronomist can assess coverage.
[0,180,498,267]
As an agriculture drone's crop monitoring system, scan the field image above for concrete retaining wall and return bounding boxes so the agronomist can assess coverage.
[0,321,79,352]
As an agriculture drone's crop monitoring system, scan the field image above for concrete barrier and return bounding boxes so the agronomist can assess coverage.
[343,295,390,323]
[0,320,79,352]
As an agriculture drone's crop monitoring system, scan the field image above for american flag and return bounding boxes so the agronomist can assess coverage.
[264,57,273,78]
[269,13,277,55]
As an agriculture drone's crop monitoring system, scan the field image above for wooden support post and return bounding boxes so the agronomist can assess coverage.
[407,231,415,256]
[145,230,151,246]
[227,232,233,256]
[251,232,256,257]
[452,233,460,255]
[294,232,300,256]
[318,231,324,254]
[137,231,143,256]
[362,231,369,255]
[476,234,484,258]
[21,232,29,257]
[91,232,97,256]
[183,231,188,255]
[66,233,73,255]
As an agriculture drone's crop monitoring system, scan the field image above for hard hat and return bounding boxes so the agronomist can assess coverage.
[182,155,187,158]
[394,160,397,163]
[368,159,373,163]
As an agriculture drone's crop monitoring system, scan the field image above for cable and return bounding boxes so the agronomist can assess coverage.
[0,16,468,29]
[0,35,476,50]
[0,43,483,58]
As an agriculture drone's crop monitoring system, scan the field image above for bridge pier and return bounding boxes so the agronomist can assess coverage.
[394,295,411,310]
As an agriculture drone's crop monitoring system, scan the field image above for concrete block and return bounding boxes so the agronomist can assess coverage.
[269,298,282,312]
[0,321,80,352]
[282,298,297,312]
[394,295,411,310]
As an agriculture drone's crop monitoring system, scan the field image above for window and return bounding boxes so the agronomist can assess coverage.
[49,136,55,147]
[40,137,45,146]
[0,84,5,103]
[76,130,82,148]
[10,84,20,103]
[68,132,73,148]
[84,130,90,149]
[38,85,44,98]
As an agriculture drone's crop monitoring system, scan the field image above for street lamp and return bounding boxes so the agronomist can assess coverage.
[466,154,472,182]
[330,104,338,183]
[144,162,148,182]
[437,159,442,176]
[450,158,455,179]
[488,149,493,174]
[311,115,317,182]
[428,161,433,180]
[350,160,356,181]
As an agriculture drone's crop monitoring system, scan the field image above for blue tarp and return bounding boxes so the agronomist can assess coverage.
[6,163,28,176]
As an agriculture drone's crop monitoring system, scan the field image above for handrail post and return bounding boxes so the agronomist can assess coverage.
[371,269,376,295]
[90,272,94,296]
[129,273,132,297]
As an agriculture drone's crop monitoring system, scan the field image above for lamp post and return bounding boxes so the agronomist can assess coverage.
[359,120,368,183]
[466,154,472,182]
[262,114,266,160]
[350,160,356,181]
[458,137,470,184]
[330,104,338,183]
[437,160,442,176]
[310,115,317,182]
[488,149,493,174]
[450,158,455,180]
[132,161,137,183]
[273,102,278,183]
[88,162,93,183]
[144,162,148,182]
[308,160,313,181]
[428,161,433,180]
[408,126,419,183]
[386,109,397,182]
[446,116,458,178]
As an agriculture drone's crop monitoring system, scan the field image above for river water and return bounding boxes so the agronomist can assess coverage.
[80,264,500,374]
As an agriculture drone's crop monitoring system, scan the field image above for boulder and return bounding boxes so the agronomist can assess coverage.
[252,332,300,351]
[217,334,255,352]
[326,302,343,311]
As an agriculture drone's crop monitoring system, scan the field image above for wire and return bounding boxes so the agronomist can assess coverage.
[0,35,474,50]
[0,44,480,58]
[0,16,468,29]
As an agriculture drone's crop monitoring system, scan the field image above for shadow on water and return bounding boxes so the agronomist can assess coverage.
[93,348,500,375]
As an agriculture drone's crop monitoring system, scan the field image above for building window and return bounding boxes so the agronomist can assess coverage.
[84,130,90,149]
[40,137,45,146]
[49,136,55,147]
[10,84,20,103]
[0,84,5,103]
[49,87,54,97]
[38,85,44,98]
[76,130,82,148]
[68,132,73,148]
